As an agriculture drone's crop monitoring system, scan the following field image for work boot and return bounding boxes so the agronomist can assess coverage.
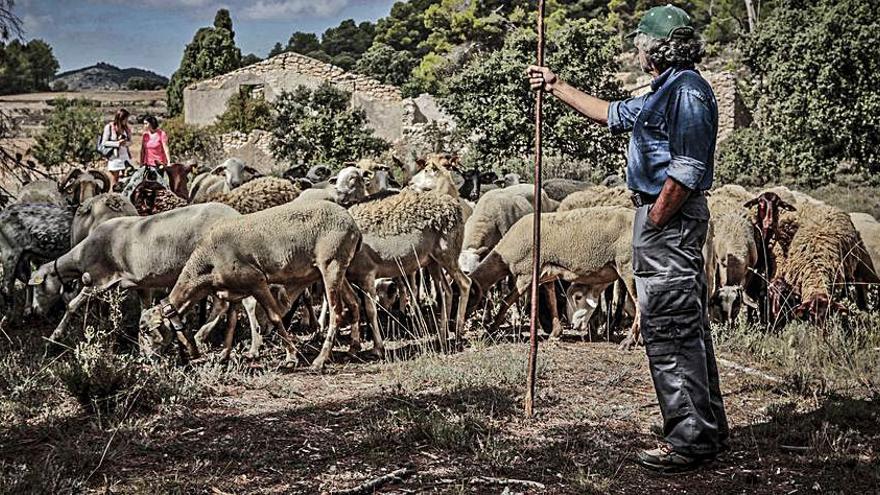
[650,422,731,452]
[636,444,707,473]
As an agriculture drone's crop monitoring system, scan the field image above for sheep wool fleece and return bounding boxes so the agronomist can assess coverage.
[633,194,728,456]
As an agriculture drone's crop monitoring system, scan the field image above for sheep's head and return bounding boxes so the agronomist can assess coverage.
[139,305,174,357]
[60,169,111,205]
[410,161,459,197]
[711,285,744,324]
[356,158,394,195]
[793,294,849,326]
[458,247,488,274]
[307,164,332,183]
[330,166,368,206]
[212,158,260,189]
[374,278,399,310]
[566,284,601,333]
[27,262,66,317]
[282,163,308,181]
[744,192,796,245]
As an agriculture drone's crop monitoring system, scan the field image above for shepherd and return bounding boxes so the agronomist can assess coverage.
[527,4,729,472]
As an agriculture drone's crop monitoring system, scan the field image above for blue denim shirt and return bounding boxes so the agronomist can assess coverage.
[607,67,717,195]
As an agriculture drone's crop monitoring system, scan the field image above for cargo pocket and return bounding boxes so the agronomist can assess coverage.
[642,275,700,317]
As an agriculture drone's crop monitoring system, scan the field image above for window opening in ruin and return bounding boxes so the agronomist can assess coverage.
[240,83,265,100]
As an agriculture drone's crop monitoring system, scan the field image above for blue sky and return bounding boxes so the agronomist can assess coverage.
[16,0,398,77]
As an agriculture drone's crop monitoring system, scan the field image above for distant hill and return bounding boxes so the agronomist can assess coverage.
[52,62,168,91]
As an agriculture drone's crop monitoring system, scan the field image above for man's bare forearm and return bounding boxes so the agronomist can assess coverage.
[550,80,610,124]
[648,178,691,228]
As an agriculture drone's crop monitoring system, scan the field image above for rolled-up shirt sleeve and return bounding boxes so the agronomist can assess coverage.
[666,88,716,190]
[607,95,647,135]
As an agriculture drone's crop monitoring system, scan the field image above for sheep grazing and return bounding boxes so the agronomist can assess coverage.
[131,180,188,215]
[706,185,763,323]
[458,187,535,274]
[149,201,363,370]
[767,201,879,325]
[542,178,592,201]
[348,187,471,347]
[29,203,241,340]
[295,166,369,206]
[203,176,308,214]
[558,185,631,211]
[189,158,261,203]
[59,169,112,206]
[70,193,138,247]
[468,206,638,344]
[0,203,72,311]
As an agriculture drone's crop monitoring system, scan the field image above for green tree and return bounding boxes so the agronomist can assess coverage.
[32,99,103,169]
[271,82,389,167]
[372,0,439,56]
[23,39,58,90]
[287,32,320,54]
[166,10,241,115]
[719,0,880,186]
[268,42,285,58]
[241,53,262,66]
[355,42,417,86]
[214,89,273,134]
[213,8,234,38]
[163,115,221,163]
[441,19,627,173]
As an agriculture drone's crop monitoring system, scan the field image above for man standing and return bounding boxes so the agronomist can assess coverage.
[527,5,728,472]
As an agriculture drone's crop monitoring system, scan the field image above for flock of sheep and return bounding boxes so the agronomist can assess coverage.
[1,154,878,369]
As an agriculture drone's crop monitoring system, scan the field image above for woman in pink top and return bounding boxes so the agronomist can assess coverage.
[140,115,171,168]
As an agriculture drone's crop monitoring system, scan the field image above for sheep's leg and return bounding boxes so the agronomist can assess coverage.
[444,261,472,341]
[193,298,230,348]
[252,284,298,366]
[428,263,451,352]
[219,305,239,362]
[49,287,94,341]
[490,284,527,336]
[545,282,564,339]
[355,274,385,359]
[313,261,357,370]
[619,304,642,351]
[317,297,329,332]
[242,296,263,358]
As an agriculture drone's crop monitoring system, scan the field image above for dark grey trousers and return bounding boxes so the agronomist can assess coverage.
[633,194,729,456]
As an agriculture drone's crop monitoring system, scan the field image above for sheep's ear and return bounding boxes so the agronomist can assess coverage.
[329,176,338,184]
[779,200,797,212]
[293,178,312,189]
[415,158,427,170]
[210,166,226,175]
[243,166,261,177]
[743,198,760,209]
[475,246,489,256]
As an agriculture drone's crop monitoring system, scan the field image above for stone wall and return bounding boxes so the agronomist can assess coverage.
[184,52,407,141]
[218,130,279,174]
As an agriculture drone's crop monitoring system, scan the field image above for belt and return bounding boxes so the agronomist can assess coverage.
[630,192,658,208]
[630,190,708,208]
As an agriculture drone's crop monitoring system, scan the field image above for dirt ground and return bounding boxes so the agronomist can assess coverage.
[1,327,876,495]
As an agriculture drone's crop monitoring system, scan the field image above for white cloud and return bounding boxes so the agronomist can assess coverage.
[86,0,358,20]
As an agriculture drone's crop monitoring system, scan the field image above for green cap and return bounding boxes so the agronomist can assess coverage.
[628,4,695,40]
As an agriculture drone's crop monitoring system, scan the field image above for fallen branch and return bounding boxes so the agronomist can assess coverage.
[329,467,415,495]
[470,476,546,490]
[718,357,782,383]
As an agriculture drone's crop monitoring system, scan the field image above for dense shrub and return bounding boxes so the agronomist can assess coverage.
[213,90,273,134]
[725,0,880,187]
[271,82,389,167]
[163,116,222,164]
[32,98,103,169]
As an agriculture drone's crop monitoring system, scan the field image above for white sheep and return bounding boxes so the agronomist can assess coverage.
[70,193,138,247]
[146,200,364,370]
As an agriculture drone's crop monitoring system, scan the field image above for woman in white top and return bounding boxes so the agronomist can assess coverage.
[102,108,132,187]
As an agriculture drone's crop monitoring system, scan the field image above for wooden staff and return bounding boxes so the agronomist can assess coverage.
[524,0,546,418]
